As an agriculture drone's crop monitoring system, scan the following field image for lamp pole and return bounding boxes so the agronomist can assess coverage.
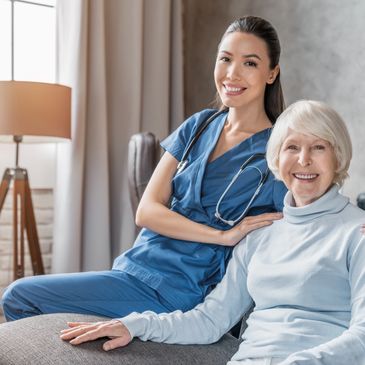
[14,135,22,168]
[0,1,45,280]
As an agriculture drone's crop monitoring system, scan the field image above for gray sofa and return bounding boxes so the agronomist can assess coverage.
[0,133,240,364]
[0,313,239,365]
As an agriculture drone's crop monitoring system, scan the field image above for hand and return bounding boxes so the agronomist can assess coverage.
[362,224,365,235]
[221,212,283,246]
[60,320,132,351]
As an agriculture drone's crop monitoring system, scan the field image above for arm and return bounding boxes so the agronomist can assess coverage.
[121,240,252,344]
[60,240,253,349]
[279,236,365,365]
[136,151,281,246]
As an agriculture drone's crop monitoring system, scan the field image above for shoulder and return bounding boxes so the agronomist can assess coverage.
[338,202,365,228]
[171,108,218,140]
[160,109,218,156]
[182,108,218,129]
[336,203,365,247]
[242,224,276,262]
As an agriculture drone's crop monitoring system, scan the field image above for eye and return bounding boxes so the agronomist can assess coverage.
[313,144,326,151]
[244,60,257,67]
[286,145,299,151]
[219,56,230,62]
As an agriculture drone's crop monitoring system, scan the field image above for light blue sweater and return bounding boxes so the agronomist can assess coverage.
[121,186,365,364]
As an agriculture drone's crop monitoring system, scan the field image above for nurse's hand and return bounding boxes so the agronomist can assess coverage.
[221,212,283,246]
[60,319,132,351]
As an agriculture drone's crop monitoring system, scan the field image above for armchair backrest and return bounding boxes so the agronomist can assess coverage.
[128,132,161,234]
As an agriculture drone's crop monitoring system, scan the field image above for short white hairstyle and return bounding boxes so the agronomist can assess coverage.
[266,100,352,186]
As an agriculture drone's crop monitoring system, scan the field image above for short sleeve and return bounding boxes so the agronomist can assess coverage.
[160,109,217,162]
[272,178,287,211]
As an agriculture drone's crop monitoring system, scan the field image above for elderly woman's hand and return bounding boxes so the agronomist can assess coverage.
[221,212,283,246]
[60,319,132,351]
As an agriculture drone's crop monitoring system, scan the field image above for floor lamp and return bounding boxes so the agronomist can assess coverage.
[0,81,71,280]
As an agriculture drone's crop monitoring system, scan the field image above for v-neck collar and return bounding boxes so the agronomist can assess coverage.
[208,126,272,167]
[192,113,271,210]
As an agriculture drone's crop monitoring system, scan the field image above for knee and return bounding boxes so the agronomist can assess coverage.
[2,278,37,321]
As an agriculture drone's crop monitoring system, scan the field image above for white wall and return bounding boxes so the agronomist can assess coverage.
[249,0,365,202]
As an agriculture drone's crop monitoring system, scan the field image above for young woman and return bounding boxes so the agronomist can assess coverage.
[2,16,287,321]
[61,101,365,365]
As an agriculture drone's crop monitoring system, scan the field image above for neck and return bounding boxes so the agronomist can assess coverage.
[226,103,272,134]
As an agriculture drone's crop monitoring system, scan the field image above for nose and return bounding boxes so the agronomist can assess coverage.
[298,150,311,166]
[227,62,241,80]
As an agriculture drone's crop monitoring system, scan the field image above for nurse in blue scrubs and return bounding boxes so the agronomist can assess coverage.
[2,16,287,321]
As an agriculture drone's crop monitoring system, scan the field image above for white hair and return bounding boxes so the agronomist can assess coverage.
[266,100,352,186]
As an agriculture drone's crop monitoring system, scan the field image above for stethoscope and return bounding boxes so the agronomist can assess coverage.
[176,108,270,227]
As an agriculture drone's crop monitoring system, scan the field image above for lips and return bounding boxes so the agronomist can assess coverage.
[293,173,319,181]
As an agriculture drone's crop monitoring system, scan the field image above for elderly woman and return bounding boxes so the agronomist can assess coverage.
[61,100,365,365]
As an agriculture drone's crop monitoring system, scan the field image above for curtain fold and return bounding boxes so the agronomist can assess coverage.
[53,0,183,273]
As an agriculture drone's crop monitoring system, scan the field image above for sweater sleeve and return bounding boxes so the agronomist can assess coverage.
[119,240,253,344]
[279,236,365,365]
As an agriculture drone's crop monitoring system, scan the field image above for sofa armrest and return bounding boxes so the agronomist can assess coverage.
[0,313,239,365]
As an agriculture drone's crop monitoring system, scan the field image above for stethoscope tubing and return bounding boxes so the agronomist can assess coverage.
[175,108,270,226]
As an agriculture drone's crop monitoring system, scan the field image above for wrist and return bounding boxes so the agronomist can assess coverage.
[214,229,229,246]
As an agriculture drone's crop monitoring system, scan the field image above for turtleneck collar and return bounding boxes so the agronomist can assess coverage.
[283,185,349,224]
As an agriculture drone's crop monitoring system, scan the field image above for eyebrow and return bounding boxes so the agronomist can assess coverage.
[283,138,328,144]
[219,50,262,60]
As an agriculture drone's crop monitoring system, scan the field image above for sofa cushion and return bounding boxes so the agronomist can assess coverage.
[0,313,239,365]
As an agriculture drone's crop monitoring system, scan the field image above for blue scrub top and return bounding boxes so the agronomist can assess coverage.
[113,109,287,311]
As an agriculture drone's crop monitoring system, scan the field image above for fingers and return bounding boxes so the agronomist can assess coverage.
[244,220,273,234]
[61,321,107,336]
[67,321,96,328]
[60,324,99,340]
[103,336,132,351]
[361,224,365,234]
[68,327,108,345]
[60,320,132,350]
[242,212,283,223]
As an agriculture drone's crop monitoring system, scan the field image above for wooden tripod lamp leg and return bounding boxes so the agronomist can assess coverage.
[0,168,45,281]
[13,175,25,280]
[0,169,12,212]
[23,173,44,275]
[11,169,45,280]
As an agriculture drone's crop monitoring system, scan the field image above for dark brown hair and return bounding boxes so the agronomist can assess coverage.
[214,16,285,124]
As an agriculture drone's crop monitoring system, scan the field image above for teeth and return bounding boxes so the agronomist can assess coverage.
[294,173,317,180]
[225,86,242,92]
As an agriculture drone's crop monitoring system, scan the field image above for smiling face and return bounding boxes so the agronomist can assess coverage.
[214,32,278,112]
[278,129,338,207]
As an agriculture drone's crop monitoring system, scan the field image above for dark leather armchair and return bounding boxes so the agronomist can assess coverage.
[128,132,161,235]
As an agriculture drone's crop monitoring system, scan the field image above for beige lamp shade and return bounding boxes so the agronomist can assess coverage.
[0,81,71,143]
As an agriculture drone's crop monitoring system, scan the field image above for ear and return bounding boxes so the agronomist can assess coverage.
[267,65,280,85]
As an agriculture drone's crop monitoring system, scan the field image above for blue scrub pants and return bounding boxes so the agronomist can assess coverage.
[1,270,176,321]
